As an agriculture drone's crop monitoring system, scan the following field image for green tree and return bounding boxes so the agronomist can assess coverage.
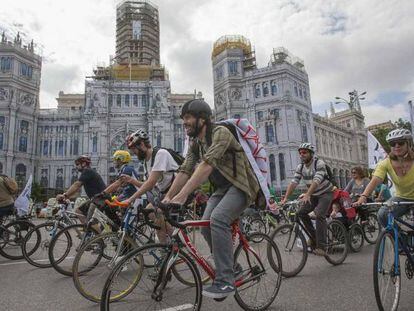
[394,118,411,131]
[31,182,43,203]
[373,128,392,153]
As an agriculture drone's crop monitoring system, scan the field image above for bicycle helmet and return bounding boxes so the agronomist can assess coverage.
[386,128,412,143]
[126,129,149,148]
[113,150,131,163]
[298,142,315,154]
[180,99,212,119]
[75,155,91,166]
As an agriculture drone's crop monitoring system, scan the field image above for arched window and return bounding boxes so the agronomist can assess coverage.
[271,81,278,95]
[55,168,64,190]
[0,116,5,150]
[92,135,98,153]
[71,168,78,185]
[117,95,121,107]
[255,84,261,98]
[262,82,269,97]
[156,132,162,147]
[40,169,48,188]
[125,94,130,107]
[269,154,276,182]
[108,94,113,107]
[279,153,286,181]
[15,163,26,189]
[19,120,29,152]
[0,162,3,174]
[133,94,138,106]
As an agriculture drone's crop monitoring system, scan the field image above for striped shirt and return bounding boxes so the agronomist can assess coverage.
[292,157,333,196]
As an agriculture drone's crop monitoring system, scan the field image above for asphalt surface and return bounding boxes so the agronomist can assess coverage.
[1,237,414,311]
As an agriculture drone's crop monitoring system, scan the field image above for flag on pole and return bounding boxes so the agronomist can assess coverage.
[14,174,32,216]
[367,131,387,169]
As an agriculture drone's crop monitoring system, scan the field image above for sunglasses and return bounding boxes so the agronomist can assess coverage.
[390,141,407,147]
[351,171,357,174]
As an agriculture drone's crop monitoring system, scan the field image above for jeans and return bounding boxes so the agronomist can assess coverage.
[377,196,414,228]
[201,186,248,286]
[297,191,333,249]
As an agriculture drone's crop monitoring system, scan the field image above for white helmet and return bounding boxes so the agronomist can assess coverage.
[386,128,412,143]
[298,142,315,153]
[126,129,149,148]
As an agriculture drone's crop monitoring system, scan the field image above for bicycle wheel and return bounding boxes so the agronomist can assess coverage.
[22,221,65,268]
[373,230,401,311]
[348,223,364,253]
[234,232,282,311]
[270,224,307,277]
[363,213,380,244]
[48,223,97,276]
[171,228,211,286]
[248,218,266,242]
[73,232,138,303]
[100,243,202,311]
[324,220,348,265]
[0,220,38,260]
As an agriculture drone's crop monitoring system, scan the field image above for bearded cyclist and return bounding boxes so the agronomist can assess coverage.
[354,129,414,226]
[280,143,334,256]
[163,99,260,299]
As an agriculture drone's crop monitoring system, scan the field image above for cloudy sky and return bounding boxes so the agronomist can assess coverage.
[1,0,413,125]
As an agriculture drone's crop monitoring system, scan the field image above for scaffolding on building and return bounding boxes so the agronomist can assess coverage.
[211,35,257,71]
[269,47,305,71]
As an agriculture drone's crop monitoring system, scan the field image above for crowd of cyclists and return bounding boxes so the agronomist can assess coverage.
[1,97,414,310]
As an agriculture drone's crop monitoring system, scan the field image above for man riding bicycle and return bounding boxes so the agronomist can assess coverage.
[281,143,334,256]
[120,129,180,244]
[56,155,119,227]
[354,129,414,226]
[162,99,260,299]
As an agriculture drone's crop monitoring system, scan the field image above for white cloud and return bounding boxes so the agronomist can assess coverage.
[362,103,408,126]
[1,0,413,124]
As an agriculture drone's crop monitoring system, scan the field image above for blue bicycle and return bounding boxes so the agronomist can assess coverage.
[370,201,414,311]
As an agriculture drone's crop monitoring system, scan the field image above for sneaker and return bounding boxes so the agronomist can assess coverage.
[314,248,326,256]
[202,282,235,299]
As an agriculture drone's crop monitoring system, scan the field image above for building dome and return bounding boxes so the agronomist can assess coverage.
[211,35,252,59]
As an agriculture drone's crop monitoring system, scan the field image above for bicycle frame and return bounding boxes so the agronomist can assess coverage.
[165,219,264,288]
[382,209,414,276]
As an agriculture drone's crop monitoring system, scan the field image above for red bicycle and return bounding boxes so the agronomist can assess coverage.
[100,202,282,311]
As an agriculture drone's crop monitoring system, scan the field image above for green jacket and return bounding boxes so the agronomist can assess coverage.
[179,125,260,204]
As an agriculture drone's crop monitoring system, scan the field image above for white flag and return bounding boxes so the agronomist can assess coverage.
[14,174,32,216]
[367,131,387,169]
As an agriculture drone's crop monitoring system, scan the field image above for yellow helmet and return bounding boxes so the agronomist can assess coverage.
[113,150,131,164]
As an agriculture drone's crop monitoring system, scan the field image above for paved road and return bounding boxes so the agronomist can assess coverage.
[1,240,414,311]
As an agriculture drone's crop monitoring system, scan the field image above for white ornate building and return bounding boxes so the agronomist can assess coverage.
[211,35,368,192]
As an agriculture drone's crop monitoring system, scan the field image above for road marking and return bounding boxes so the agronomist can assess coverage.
[159,304,194,311]
[0,256,75,266]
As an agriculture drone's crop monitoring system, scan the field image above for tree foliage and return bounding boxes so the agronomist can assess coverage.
[371,118,412,153]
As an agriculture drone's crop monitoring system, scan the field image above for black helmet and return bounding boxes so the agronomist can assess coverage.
[180,99,212,119]
[75,155,91,166]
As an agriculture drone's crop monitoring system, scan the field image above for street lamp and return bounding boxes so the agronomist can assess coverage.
[335,90,366,111]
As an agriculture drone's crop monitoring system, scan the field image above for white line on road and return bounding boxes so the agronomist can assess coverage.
[159,304,194,311]
[0,256,75,266]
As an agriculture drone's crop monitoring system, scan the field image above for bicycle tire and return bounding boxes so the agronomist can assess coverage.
[363,213,380,244]
[100,243,202,311]
[72,232,138,303]
[348,223,364,253]
[324,220,348,265]
[373,230,401,311]
[270,223,307,277]
[22,221,65,268]
[248,218,266,242]
[234,232,282,311]
[48,223,98,276]
[0,220,38,260]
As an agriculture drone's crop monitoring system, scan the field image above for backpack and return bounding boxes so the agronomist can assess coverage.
[150,147,185,168]
[0,174,18,195]
[215,119,271,208]
[300,158,337,187]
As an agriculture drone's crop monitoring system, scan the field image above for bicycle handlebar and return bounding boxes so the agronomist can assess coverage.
[361,201,414,208]
[158,202,187,230]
